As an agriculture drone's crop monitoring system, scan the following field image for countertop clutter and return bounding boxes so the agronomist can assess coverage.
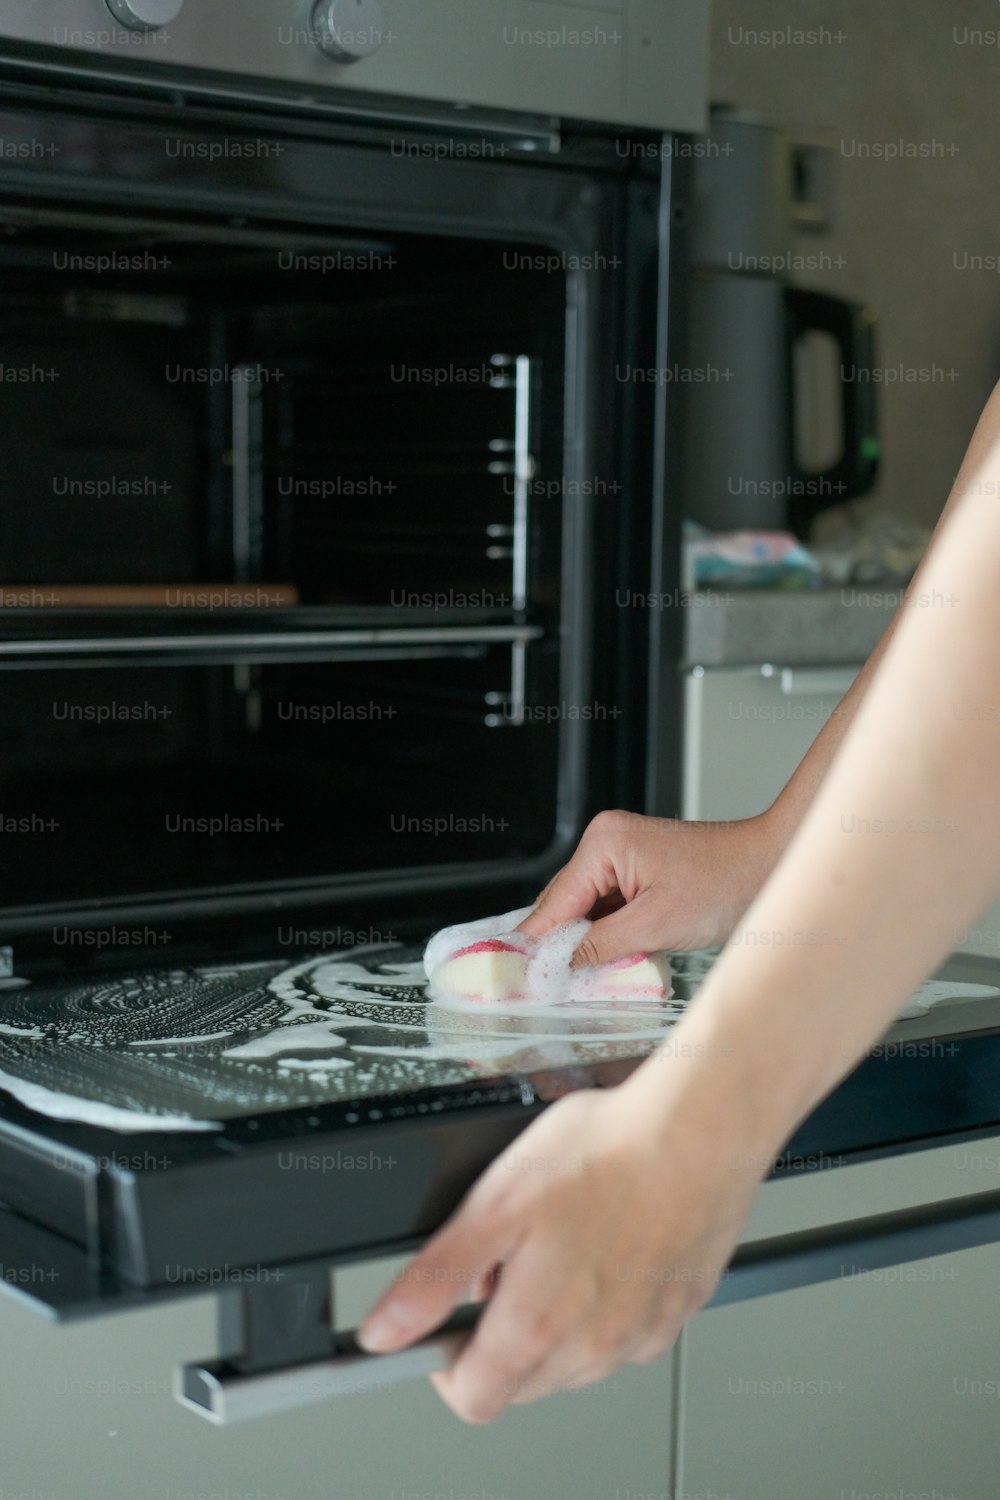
[680,507,931,667]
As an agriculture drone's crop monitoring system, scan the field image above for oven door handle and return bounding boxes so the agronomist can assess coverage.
[176,1301,482,1425]
[176,1184,1000,1422]
[710,1181,1000,1310]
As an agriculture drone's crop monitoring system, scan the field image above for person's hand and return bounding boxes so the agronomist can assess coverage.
[516,809,782,963]
[357,1073,769,1423]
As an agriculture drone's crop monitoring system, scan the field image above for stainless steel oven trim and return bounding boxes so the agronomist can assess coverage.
[0,44,563,152]
[510,353,533,612]
[644,142,688,818]
[0,0,710,137]
[0,626,543,659]
[0,98,605,251]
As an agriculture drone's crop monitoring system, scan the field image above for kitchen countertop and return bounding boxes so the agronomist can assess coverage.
[683,585,903,667]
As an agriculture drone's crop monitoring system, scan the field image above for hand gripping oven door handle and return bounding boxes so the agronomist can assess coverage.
[176,1301,482,1425]
[176,1186,1000,1423]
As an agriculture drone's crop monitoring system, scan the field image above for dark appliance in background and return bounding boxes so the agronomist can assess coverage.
[681,108,880,537]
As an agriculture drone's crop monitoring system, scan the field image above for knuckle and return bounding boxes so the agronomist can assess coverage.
[477,1307,556,1374]
[523,1306,564,1358]
[585,808,627,842]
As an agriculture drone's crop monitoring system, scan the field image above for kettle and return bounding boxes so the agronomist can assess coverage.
[681,110,878,537]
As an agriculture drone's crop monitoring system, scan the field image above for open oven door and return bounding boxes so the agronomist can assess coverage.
[1,945,1000,1425]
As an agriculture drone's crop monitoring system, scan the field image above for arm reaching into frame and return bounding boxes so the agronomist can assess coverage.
[516,378,1000,963]
[359,411,1000,1425]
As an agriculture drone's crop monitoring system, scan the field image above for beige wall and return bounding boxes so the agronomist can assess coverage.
[709,0,1000,527]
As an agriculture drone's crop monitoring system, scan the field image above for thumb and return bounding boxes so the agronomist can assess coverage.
[570,894,661,969]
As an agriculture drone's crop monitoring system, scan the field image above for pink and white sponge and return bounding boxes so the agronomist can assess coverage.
[428,937,531,1004]
[423,905,673,1006]
[585,951,674,999]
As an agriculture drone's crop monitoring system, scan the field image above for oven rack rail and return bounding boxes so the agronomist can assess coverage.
[0,623,540,661]
[0,623,542,721]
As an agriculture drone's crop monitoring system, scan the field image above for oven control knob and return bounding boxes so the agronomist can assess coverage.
[105,0,185,30]
[312,0,386,62]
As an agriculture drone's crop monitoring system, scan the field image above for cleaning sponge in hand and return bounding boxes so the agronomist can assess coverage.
[424,905,672,1006]
[428,938,531,1003]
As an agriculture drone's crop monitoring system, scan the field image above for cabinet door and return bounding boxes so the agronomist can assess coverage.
[681,662,1000,954]
[677,1135,1000,1500]
[682,664,860,821]
[0,1249,675,1500]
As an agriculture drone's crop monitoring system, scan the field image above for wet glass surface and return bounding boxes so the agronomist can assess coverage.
[0,947,718,1130]
[1,947,997,1133]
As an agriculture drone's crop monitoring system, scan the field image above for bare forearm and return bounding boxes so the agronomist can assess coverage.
[632,429,1000,1156]
[763,377,1000,853]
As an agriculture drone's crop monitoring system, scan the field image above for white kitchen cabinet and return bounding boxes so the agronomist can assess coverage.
[682,663,861,822]
[0,1250,675,1500]
[682,661,1000,955]
[675,1135,1000,1500]
[954,902,1000,958]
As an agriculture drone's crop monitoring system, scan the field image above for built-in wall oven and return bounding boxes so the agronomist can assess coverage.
[0,0,703,1464]
[0,11,701,967]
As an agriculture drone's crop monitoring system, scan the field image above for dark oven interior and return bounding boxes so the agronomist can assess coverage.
[0,209,574,930]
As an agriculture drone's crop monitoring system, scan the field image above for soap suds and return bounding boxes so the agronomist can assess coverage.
[223,1021,350,1061]
[424,906,674,1007]
[0,939,983,1139]
[128,1031,232,1049]
[895,979,1000,1018]
[276,1057,353,1073]
[0,1065,219,1133]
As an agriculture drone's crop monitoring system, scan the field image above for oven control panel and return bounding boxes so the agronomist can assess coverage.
[0,0,709,133]
[311,0,385,62]
[105,0,185,31]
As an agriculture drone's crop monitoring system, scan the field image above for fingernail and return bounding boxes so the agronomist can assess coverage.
[357,1305,409,1353]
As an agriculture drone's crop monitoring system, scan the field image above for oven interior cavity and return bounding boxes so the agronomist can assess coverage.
[0,209,571,910]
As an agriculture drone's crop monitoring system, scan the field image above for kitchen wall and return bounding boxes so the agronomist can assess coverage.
[709,0,1000,529]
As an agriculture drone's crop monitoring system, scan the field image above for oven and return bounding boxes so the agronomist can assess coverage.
[0,0,700,1477]
[0,0,712,962]
[2,8,1000,1500]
